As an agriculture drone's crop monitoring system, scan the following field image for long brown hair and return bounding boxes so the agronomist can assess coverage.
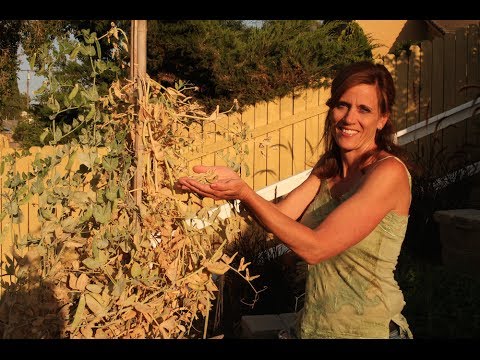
[314,61,412,178]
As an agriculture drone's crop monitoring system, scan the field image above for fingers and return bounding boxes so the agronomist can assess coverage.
[192,165,215,173]
[182,178,215,196]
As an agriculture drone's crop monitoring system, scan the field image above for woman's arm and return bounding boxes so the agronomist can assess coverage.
[177,165,321,220]
[176,159,410,264]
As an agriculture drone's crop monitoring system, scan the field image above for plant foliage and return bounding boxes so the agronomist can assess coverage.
[0,23,259,339]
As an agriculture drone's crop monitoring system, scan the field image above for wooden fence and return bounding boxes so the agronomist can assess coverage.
[186,87,330,191]
[384,24,480,177]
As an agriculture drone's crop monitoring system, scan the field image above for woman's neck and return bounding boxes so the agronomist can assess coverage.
[340,148,382,179]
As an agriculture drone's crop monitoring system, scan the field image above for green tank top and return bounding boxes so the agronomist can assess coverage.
[297,156,413,339]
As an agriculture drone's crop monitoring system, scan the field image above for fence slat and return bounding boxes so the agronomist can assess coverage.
[442,32,463,172]
[395,50,409,131]
[431,37,445,117]
[305,88,320,168]
[253,101,268,189]
[201,107,216,174]
[214,113,229,168]
[455,27,468,106]
[279,92,294,182]
[406,45,421,157]
[466,24,480,156]
[292,90,306,174]
[241,105,255,189]
[419,40,433,168]
[266,99,281,187]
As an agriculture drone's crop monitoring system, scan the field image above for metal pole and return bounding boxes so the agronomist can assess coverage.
[26,71,30,108]
[18,69,31,108]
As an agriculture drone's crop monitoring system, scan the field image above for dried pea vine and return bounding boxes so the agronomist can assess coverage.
[0,24,260,339]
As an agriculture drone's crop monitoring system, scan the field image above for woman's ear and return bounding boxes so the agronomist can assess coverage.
[377,113,389,130]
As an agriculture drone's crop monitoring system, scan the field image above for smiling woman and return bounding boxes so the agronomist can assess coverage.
[176,61,416,339]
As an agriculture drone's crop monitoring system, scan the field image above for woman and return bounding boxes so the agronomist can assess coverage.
[176,61,414,339]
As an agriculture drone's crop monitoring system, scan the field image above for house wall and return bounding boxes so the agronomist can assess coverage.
[356,20,431,57]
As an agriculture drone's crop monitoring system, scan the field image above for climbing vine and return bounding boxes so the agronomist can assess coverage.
[0,23,261,339]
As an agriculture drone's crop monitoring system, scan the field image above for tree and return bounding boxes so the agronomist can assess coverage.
[146,20,374,112]
[14,20,130,147]
[0,20,23,122]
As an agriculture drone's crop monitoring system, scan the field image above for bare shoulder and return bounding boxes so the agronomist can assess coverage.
[358,156,411,214]
[366,156,410,185]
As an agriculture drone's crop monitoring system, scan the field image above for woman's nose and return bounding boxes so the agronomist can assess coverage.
[344,109,356,123]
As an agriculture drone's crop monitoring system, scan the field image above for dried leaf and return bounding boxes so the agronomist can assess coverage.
[221,252,237,265]
[68,273,78,289]
[86,283,103,294]
[121,309,136,321]
[134,303,154,315]
[238,257,251,272]
[159,316,176,332]
[85,293,106,317]
[76,273,89,291]
[204,261,230,276]
[80,325,93,339]
[165,258,178,283]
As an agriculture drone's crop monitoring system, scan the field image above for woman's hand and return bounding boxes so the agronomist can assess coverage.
[175,165,251,201]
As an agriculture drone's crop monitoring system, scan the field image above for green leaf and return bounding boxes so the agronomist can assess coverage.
[244,163,251,177]
[71,191,89,204]
[89,86,99,101]
[31,179,45,195]
[29,53,37,70]
[93,203,112,224]
[95,38,102,59]
[105,186,118,202]
[34,83,47,96]
[40,129,50,144]
[131,262,142,278]
[97,249,108,264]
[39,207,53,221]
[8,201,19,216]
[69,45,81,60]
[85,104,96,121]
[0,211,6,223]
[61,216,78,233]
[68,84,79,100]
[95,238,109,250]
[70,294,86,329]
[80,207,93,223]
[102,157,118,172]
[86,45,96,56]
[54,126,62,143]
[62,151,75,172]
[18,192,32,206]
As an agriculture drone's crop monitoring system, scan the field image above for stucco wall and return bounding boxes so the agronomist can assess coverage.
[356,20,430,58]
